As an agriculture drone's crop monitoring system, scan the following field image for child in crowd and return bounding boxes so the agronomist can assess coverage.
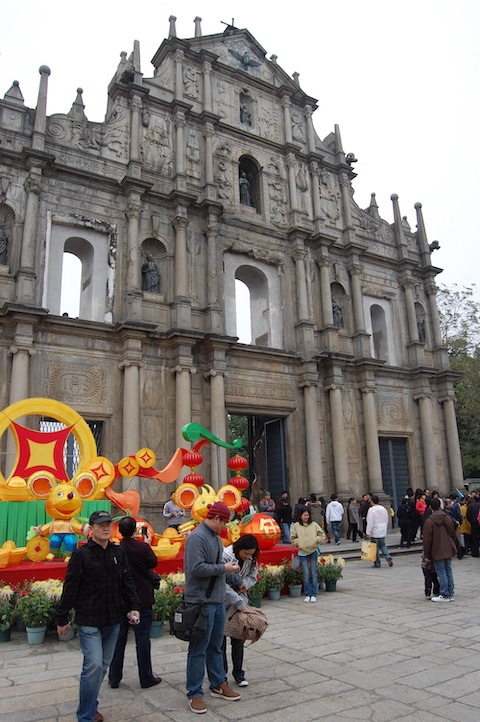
[421,551,439,599]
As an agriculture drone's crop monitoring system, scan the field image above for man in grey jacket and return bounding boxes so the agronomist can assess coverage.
[184,500,242,714]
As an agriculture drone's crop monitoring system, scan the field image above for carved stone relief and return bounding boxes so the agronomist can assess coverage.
[43,363,107,404]
[141,117,173,175]
[376,394,409,427]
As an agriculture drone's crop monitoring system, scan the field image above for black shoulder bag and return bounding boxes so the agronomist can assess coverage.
[173,575,217,642]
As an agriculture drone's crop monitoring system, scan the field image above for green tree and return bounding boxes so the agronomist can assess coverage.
[438,284,480,477]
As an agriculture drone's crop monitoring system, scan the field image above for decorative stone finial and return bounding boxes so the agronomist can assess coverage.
[194,16,202,37]
[169,15,177,38]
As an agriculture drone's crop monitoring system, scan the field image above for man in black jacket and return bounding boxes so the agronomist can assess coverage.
[108,516,162,689]
[55,510,140,722]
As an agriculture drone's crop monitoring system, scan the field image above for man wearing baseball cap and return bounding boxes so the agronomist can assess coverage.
[184,500,243,714]
[55,510,140,722]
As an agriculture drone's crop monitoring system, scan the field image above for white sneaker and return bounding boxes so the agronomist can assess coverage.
[431,595,451,602]
[303,596,310,602]
[237,680,249,687]
[310,596,317,603]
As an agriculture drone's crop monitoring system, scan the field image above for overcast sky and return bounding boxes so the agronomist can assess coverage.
[1,0,479,302]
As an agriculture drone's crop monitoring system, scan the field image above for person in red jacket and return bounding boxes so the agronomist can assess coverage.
[423,497,457,602]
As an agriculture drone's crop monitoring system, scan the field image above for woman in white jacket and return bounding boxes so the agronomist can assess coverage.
[222,534,259,687]
[291,507,325,603]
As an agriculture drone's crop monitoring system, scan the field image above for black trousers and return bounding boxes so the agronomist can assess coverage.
[222,635,245,682]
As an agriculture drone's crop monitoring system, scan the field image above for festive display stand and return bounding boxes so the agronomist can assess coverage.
[0,544,297,585]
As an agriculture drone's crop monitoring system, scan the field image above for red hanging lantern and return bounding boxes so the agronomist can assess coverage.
[183,473,204,488]
[230,476,249,492]
[227,455,248,473]
[183,450,203,469]
[239,497,251,512]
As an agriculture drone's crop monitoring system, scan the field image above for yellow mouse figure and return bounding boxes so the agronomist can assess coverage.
[27,470,97,561]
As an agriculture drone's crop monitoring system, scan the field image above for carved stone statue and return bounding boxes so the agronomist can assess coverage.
[332,301,344,328]
[141,255,160,293]
[239,171,253,206]
[0,221,8,265]
[240,103,251,126]
[417,318,426,343]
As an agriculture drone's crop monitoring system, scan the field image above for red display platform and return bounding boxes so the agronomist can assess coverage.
[0,544,296,585]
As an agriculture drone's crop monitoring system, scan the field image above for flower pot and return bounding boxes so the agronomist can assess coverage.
[0,628,12,642]
[150,620,164,638]
[26,625,47,645]
[15,619,26,632]
[288,584,302,597]
[267,588,281,601]
[325,580,337,592]
[248,595,262,608]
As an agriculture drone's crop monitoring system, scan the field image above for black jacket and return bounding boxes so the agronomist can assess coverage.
[55,539,140,628]
[120,536,158,608]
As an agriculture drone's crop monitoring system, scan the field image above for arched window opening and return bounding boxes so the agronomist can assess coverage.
[236,265,270,346]
[371,304,388,361]
[235,279,252,343]
[239,156,260,211]
[60,252,81,317]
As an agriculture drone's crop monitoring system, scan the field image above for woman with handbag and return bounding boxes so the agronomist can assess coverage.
[222,534,260,687]
[108,516,162,690]
[291,507,326,603]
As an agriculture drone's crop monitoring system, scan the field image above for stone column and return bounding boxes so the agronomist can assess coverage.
[205,214,222,332]
[319,256,333,326]
[339,174,353,228]
[293,247,309,322]
[175,111,186,176]
[205,369,227,488]
[6,340,35,471]
[361,388,383,493]
[203,60,212,112]
[441,396,464,487]
[302,380,324,494]
[309,161,322,223]
[173,365,193,450]
[129,95,142,166]
[204,122,214,184]
[286,152,298,210]
[326,383,350,494]
[348,262,366,333]
[282,96,292,144]
[173,213,189,299]
[119,356,143,491]
[415,393,438,488]
[174,49,184,100]
[403,279,419,342]
[305,105,316,154]
[425,281,443,348]
[16,171,42,303]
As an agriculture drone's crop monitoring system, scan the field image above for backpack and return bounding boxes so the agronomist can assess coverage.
[224,605,268,645]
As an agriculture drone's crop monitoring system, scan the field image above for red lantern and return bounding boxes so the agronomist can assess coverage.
[239,497,251,512]
[230,476,249,492]
[183,450,203,469]
[227,455,248,473]
[183,473,204,488]
[240,513,281,550]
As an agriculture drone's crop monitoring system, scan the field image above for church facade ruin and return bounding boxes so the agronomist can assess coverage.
[0,18,463,523]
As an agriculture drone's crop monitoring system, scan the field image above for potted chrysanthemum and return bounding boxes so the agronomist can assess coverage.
[263,564,286,600]
[0,585,15,642]
[317,554,345,591]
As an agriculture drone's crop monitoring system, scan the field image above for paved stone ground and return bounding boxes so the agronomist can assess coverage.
[1,532,479,722]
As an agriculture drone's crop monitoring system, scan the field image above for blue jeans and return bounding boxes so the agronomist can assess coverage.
[330,521,341,543]
[281,523,291,544]
[299,551,319,597]
[371,537,391,567]
[186,603,226,699]
[109,608,154,687]
[78,624,119,722]
[433,558,454,597]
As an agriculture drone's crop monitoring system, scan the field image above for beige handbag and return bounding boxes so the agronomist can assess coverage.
[360,540,377,562]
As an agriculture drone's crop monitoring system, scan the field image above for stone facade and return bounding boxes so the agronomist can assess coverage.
[0,19,463,525]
